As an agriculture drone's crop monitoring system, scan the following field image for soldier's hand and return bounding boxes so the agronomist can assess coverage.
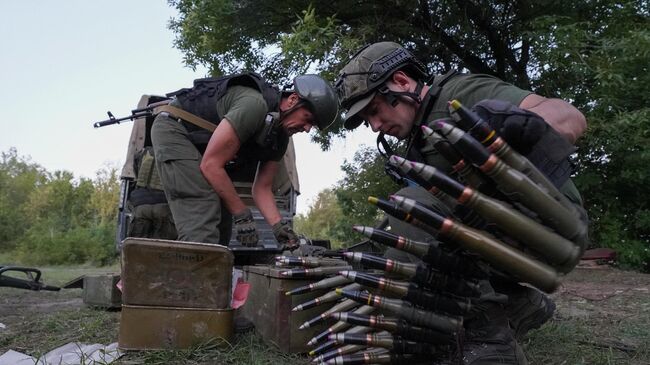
[272,221,299,248]
[234,208,258,247]
[472,99,548,155]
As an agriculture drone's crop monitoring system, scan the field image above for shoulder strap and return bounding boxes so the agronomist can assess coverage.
[429,69,458,99]
[154,105,217,132]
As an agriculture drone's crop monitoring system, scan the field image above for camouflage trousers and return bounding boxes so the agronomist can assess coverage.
[128,203,178,240]
[150,115,232,245]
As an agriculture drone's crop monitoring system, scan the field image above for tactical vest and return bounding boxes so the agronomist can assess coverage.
[166,72,280,148]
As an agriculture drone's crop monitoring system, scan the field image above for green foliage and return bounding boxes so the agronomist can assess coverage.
[167,0,650,270]
[15,223,116,266]
[1,148,119,265]
[168,0,591,147]
[294,189,348,248]
[0,148,48,251]
[527,1,650,270]
[336,146,399,227]
[296,146,400,248]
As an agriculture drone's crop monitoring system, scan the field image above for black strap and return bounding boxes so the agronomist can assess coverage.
[376,70,459,182]
[404,69,459,162]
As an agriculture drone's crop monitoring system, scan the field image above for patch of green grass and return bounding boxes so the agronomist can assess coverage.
[1,308,119,356]
[525,316,650,365]
[118,332,310,365]
[0,251,16,264]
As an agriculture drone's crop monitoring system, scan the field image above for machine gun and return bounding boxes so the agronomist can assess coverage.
[93,99,171,128]
[0,266,60,291]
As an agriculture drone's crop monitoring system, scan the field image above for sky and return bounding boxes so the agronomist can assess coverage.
[0,1,377,215]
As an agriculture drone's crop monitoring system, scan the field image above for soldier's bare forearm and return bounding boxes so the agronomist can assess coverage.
[519,94,587,143]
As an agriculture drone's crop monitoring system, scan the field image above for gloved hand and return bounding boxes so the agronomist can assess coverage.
[472,99,576,188]
[233,208,258,247]
[272,221,299,248]
[472,99,548,155]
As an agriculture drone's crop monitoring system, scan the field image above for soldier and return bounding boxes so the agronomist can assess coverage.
[335,42,588,364]
[151,73,338,248]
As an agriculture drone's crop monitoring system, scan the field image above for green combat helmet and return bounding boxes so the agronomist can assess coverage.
[335,42,429,130]
[293,74,340,130]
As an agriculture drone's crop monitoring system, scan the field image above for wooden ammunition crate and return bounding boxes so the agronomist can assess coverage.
[241,265,337,353]
[121,238,233,308]
[119,305,233,350]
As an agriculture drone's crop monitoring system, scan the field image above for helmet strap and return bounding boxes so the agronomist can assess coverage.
[278,98,307,122]
[377,81,424,108]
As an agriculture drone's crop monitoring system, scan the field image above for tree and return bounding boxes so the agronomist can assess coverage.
[169,0,594,146]
[294,189,348,247]
[530,4,650,270]
[0,148,47,251]
[335,146,400,227]
[168,0,650,270]
[0,148,119,265]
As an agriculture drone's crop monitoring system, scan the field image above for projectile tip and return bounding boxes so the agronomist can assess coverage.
[367,196,378,205]
[450,99,462,110]
[388,194,403,203]
[389,155,404,164]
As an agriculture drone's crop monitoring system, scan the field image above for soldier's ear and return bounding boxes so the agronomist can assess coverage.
[288,93,301,107]
[390,71,412,91]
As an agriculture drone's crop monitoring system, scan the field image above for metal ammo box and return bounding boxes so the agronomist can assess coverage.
[241,265,336,353]
[121,237,233,308]
[119,238,235,350]
[119,305,233,350]
[82,274,122,308]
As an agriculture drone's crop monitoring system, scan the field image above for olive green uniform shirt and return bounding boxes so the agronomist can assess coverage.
[418,73,583,205]
[217,85,288,162]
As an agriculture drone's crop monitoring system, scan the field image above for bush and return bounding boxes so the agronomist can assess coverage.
[14,222,117,266]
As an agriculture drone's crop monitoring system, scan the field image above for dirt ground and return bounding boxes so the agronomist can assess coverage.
[1,265,649,364]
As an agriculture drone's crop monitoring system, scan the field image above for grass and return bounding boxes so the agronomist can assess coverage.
[1,265,649,364]
[119,333,309,365]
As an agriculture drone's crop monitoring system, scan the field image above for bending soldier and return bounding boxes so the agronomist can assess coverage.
[336,42,588,364]
[152,73,338,247]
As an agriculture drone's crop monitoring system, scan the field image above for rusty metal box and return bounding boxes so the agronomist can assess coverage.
[240,265,336,353]
[121,238,233,308]
[83,274,121,308]
[118,304,233,350]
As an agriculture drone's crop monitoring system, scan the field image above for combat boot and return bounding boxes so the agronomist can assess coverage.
[502,285,556,339]
[492,279,556,339]
[436,302,527,365]
[458,304,528,365]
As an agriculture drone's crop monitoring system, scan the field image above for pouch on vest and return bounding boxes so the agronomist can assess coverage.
[135,147,165,191]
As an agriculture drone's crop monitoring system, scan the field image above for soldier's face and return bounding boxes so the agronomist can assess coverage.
[282,106,314,136]
[359,93,417,139]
